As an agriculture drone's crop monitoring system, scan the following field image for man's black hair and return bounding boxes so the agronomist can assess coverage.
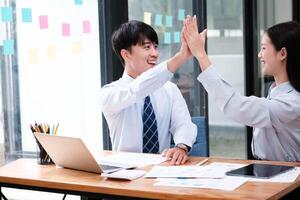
[111,20,158,65]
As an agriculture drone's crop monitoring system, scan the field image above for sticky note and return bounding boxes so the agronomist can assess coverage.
[39,15,48,29]
[28,48,38,64]
[174,32,180,43]
[83,21,90,33]
[74,0,83,5]
[72,41,82,54]
[155,14,162,26]
[166,16,173,27]
[21,8,32,22]
[178,9,185,21]
[47,45,56,59]
[164,32,171,44]
[3,39,14,55]
[1,7,12,22]
[62,23,70,36]
[144,12,152,25]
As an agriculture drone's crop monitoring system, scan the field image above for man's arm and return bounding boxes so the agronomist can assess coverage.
[101,27,191,115]
[99,61,172,115]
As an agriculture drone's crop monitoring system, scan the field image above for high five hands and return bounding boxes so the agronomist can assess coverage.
[182,15,211,71]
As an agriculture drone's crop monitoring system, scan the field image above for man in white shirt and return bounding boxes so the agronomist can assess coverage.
[100,20,196,165]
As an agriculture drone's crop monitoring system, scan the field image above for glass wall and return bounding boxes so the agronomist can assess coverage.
[0,68,3,165]
[128,0,204,117]
[206,0,246,158]
[0,1,4,165]
[0,0,102,165]
[257,0,292,97]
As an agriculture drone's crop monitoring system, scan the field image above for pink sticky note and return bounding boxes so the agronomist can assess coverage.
[83,21,91,33]
[39,15,48,29]
[62,23,70,36]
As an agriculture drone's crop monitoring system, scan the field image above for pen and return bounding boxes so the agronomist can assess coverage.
[196,158,209,166]
[54,123,59,135]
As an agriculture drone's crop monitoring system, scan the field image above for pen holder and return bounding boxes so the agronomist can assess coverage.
[35,139,54,165]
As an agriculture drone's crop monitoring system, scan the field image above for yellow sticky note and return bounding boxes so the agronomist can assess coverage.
[28,48,38,64]
[47,45,56,59]
[144,12,152,25]
[72,41,82,54]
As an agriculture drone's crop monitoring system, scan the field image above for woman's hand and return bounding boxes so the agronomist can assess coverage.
[183,15,211,71]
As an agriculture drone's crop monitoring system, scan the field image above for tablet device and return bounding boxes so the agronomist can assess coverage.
[225,163,294,179]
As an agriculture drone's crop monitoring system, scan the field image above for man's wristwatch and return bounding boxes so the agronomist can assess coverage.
[175,143,190,153]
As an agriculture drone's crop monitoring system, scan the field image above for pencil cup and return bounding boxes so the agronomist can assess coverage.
[36,140,54,165]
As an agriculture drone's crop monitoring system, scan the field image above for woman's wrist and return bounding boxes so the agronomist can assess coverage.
[195,50,207,61]
[196,52,211,71]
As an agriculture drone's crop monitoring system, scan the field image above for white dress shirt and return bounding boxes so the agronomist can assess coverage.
[197,66,300,162]
[100,61,196,153]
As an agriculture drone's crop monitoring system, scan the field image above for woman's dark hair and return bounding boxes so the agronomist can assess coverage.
[111,20,158,65]
[266,21,300,92]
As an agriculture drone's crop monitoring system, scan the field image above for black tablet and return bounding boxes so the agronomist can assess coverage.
[225,163,294,179]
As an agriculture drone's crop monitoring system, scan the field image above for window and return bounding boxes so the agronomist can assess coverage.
[256,0,292,97]
[207,0,246,158]
[0,0,101,165]
[128,0,205,117]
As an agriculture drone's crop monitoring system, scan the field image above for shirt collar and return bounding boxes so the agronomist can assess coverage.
[121,71,135,83]
[269,81,294,98]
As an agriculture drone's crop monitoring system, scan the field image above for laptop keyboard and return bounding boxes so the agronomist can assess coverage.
[99,164,121,171]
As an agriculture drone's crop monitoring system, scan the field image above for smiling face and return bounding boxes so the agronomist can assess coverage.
[258,33,286,77]
[122,39,159,78]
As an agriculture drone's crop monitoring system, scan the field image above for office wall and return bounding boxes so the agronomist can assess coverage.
[0,85,3,144]
[15,0,102,154]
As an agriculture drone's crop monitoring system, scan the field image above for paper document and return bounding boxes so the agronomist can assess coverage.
[154,176,248,191]
[97,152,167,168]
[145,162,246,178]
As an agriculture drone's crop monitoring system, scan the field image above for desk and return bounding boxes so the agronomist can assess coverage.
[0,155,299,200]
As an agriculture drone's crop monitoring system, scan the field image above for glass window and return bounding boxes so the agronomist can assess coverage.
[128,0,204,117]
[0,0,101,165]
[0,72,3,165]
[207,0,246,158]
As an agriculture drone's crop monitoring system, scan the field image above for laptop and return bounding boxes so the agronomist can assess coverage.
[34,133,133,174]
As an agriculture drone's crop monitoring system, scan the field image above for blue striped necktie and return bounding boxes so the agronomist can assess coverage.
[142,96,159,153]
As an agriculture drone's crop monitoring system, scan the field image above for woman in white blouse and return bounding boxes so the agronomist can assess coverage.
[183,15,300,162]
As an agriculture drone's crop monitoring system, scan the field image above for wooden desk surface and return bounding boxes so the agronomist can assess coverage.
[0,155,299,200]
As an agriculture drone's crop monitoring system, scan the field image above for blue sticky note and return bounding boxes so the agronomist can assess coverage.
[166,16,173,27]
[74,0,83,5]
[1,7,12,22]
[155,14,162,26]
[22,8,32,22]
[178,9,185,21]
[3,39,14,55]
[174,32,180,43]
[164,32,171,44]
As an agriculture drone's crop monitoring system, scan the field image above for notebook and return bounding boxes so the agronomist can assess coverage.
[34,133,135,174]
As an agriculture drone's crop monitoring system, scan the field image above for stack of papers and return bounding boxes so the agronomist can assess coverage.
[154,176,248,191]
[145,162,300,191]
[145,163,245,178]
[97,152,167,168]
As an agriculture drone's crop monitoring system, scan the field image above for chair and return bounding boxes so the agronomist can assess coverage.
[170,116,208,156]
